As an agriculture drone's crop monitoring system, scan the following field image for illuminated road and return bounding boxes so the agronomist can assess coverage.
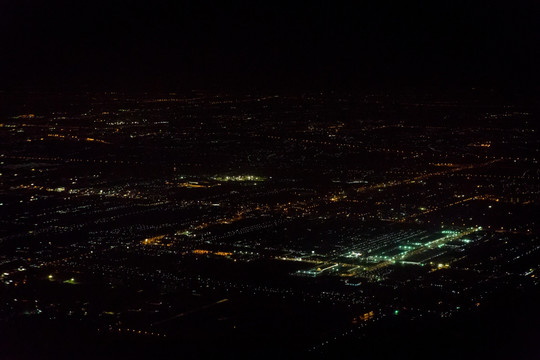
[353,160,500,194]
[151,298,229,326]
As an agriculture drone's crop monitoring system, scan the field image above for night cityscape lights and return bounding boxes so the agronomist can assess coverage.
[1,1,539,359]
[0,91,538,359]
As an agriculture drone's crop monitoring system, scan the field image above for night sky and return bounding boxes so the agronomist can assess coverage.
[1,1,539,91]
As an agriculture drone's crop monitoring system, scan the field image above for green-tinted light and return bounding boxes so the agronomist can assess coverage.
[394,310,399,315]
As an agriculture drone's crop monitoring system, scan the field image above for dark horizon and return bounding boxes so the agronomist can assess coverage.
[2,1,539,93]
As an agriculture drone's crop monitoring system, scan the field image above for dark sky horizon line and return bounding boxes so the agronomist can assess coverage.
[2,1,539,93]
